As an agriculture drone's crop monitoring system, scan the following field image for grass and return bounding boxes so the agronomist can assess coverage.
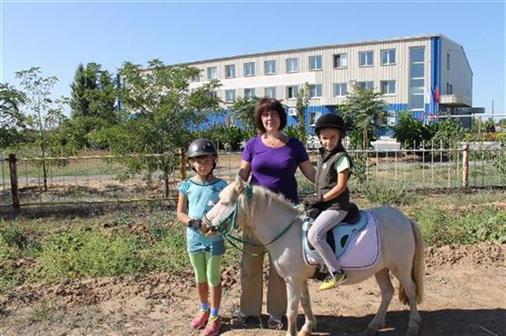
[0,190,504,293]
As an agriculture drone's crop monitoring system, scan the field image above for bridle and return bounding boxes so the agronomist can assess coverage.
[203,184,298,255]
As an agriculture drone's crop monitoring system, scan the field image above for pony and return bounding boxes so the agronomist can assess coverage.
[203,176,424,336]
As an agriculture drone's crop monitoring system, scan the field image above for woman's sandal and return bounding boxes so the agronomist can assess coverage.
[267,315,283,330]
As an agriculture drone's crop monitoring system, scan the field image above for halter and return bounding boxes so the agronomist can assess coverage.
[205,184,297,256]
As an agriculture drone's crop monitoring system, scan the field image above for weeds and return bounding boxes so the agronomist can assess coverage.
[0,192,504,293]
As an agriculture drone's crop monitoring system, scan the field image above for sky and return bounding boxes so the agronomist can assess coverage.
[1,0,505,116]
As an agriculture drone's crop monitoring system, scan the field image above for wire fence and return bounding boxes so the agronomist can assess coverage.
[1,140,505,210]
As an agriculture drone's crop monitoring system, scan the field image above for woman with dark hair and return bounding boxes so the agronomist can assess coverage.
[234,97,315,329]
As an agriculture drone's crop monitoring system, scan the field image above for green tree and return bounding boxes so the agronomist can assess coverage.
[16,67,67,191]
[432,117,465,148]
[102,59,221,197]
[340,87,387,149]
[484,118,496,133]
[393,112,435,149]
[231,96,259,138]
[0,83,27,149]
[70,63,117,123]
[295,83,310,143]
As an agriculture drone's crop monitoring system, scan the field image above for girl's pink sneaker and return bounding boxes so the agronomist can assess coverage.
[191,309,210,329]
[203,316,221,336]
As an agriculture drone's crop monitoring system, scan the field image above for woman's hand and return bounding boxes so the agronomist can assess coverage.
[239,160,251,182]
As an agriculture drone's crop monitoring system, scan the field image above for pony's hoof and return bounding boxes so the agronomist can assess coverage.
[405,326,420,336]
[359,327,377,336]
[298,329,312,336]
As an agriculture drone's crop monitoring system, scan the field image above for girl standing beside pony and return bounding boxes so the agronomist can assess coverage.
[176,139,228,336]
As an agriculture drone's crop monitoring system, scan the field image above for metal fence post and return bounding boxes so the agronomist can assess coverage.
[462,143,469,188]
[8,154,20,211]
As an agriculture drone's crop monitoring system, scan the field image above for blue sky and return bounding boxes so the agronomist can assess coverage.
[1,1,505,115]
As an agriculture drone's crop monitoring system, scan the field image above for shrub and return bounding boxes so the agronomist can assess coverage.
[410,204,506,246]
[361,178,415,206]
[39,229,146,280]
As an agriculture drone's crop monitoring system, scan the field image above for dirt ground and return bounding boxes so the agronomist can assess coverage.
[0,243,504,336]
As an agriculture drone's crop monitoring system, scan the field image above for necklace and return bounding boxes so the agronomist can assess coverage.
[263,133,287,147]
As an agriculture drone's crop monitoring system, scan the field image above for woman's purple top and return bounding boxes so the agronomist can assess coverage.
[242,136,309,203]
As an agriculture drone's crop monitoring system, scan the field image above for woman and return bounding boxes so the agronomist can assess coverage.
[234,97,315,329]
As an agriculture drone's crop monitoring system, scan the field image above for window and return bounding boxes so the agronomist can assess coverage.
[381,49,396,65]
[207,67,217,80]
[410,47,425,63]
[334,83,348,97]
[225,64,235,78]
[310,112,318,125]
[287,85,298,99]
[286,58,299,73]
[380,80,396,94]
[265,87,276,98]
[309,55,322,71]
[410,63,424,78]
[446,82,453,94]
[408,46,425,110]
[357,81,374,91]
[359,51,374,67]
[309,84,322,97]
[333,53,348,68]
[244,62,255,77]
[225,89,236,102]
[264,60,276,75]
[447,53,450,70]
[244,88,255,98]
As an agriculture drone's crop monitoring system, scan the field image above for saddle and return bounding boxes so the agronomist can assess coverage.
[302,203,370,273]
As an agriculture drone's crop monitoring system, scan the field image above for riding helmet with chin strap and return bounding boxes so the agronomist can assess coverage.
[187,138,217,158]
[314,113,346,136]
[187,138,218,174]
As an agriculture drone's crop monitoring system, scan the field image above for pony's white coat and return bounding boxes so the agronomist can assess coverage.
[205,177,424,336]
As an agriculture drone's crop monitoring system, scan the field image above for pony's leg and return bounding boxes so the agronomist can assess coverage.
[394,271,421,336]
[360,268,394,336]
[285,278,303,336]
[298,279,316,336]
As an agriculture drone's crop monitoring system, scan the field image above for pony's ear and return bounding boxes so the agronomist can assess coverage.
[235,174,245,193]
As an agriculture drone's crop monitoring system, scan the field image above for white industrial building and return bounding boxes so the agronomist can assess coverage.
[182,33,476,130]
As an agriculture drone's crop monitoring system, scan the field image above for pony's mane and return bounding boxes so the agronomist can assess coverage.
[250,185,303,215]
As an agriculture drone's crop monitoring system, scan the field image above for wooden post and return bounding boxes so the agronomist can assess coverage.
[462,143,469,188]
[8,154,20,211]
[179,148,187,181]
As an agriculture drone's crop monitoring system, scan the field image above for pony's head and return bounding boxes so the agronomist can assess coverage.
[202,175,250,235]
[202,175,303,238]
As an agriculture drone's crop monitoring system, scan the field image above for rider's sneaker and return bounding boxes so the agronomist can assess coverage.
[319,271,346,290]
[191,309,210,329]
[203,316,221,336]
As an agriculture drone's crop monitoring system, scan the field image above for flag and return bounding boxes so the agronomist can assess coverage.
[433,86,441,104]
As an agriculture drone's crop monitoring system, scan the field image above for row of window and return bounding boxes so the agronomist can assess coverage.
[222,80,397,102]
[202,48,398,81]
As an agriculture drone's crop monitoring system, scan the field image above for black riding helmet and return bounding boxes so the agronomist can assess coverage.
[187,138,217,158]
[314,113,346,136]
[187,138,218,175]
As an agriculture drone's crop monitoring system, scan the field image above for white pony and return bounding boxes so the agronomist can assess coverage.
[203,176,424,336]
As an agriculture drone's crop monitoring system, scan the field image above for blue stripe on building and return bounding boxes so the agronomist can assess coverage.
[430,36,441,119]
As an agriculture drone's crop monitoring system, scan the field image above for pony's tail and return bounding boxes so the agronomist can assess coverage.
[399,219,425,304]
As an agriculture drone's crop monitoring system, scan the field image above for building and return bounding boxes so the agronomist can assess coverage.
[183,33,474,130]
